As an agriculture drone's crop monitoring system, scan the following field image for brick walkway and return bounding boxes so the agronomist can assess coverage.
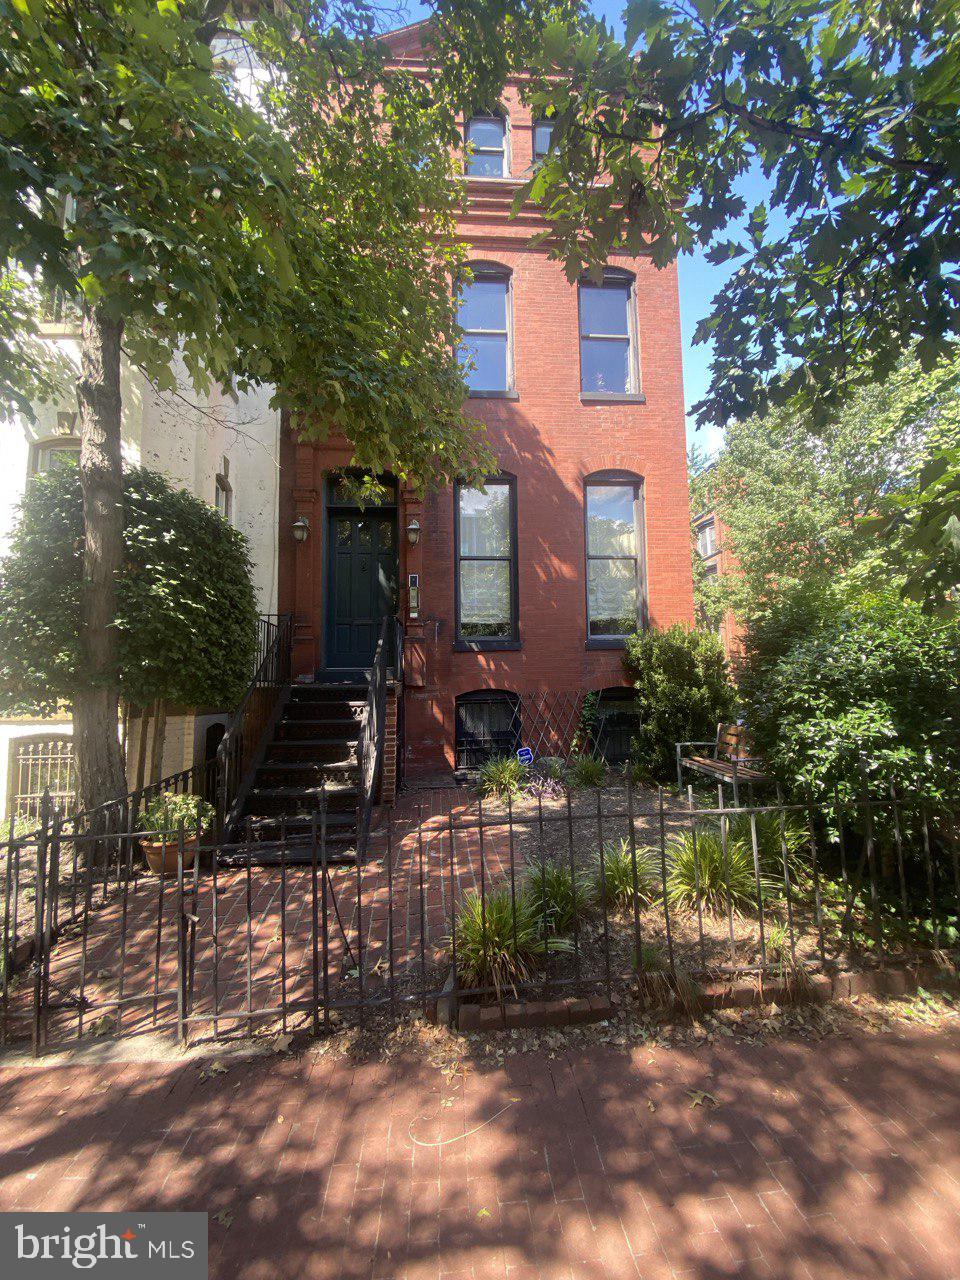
[5,791,520,1046]
[1,1026,959,1278]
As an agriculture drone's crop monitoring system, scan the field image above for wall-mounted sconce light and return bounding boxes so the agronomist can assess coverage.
[292,515,310,544]
[406,518,421,547]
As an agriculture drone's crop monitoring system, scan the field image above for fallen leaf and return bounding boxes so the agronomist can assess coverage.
[647,1100,656,1112]
[687,1090,718,1109]
[476,1208,491,1220]
[214,1210,234,1229]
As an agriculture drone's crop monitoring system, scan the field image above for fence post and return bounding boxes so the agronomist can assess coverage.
[804,787,827,967]
[921,804,939,952]
[31,791,51,1057]
[626,763,643,972]
[658,787,676,981]
[1,815,14,1045]
[687,786,707,970]
[176,822,187,1045]
[861,788,885,963]
[717,786,736,966]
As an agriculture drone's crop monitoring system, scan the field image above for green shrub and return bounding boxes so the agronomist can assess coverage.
[453,887,571,998]
[141,791,215,836]
[0,465,257,717]
[536,756,566,782]
[524,859,595,934]
[622,624,735,783]
[741,590,960,804]
[666,824,774,915]
[594,839,660,910]
[478,755,527,801]
[566,754,606,790]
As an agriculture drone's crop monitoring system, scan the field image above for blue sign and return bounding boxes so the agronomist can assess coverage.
[516,747,533,766]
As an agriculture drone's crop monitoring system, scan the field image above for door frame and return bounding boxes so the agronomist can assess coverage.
[321,474,398,673]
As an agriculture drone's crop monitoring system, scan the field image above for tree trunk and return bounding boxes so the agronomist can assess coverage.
[150,700,168,785]
[73,303,128,815]
[134,702,151,795]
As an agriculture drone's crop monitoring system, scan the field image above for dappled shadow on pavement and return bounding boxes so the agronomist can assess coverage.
[1,1023,959,1279]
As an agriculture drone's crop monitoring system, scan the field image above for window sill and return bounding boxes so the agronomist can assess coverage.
[585,637,629,651]
[454,638,522,653]
[467,390,520,401]
[580,393,647,405]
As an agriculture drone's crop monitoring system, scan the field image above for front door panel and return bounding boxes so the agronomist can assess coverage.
[326,513,397,668]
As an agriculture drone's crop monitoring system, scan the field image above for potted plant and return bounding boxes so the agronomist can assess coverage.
[140,792,215,876]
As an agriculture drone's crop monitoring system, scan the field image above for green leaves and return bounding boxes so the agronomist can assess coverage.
[444,0,959,442]
[1,0,488,489]
[0,466,257,715]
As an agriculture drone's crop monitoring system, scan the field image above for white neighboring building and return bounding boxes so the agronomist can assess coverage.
[0,317,282,822]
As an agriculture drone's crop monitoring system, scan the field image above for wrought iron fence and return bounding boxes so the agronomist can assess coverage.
[216,612,292,839]
[2,773,958,1054]
[8,736,77,819]
[355,618,390,860]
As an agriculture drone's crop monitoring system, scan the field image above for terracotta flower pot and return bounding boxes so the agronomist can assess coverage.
[142,835,200,877]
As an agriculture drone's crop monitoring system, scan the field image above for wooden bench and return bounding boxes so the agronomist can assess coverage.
[675,723,768,803]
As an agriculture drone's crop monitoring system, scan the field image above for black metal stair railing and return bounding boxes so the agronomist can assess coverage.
[354,617,394,860]
[216,613,293,842]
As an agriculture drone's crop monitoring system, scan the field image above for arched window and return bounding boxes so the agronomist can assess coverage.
[455,690,521,769]
[456,264,513,394]
[28,434,80,477]
[584,471,646,643]
[578,268,638,396]
[465,111,507,177]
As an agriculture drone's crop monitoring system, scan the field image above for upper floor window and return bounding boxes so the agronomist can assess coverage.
[579,270,636,395]
[532,119,554,163]
[455,478,518,646]
[696,518,717,558]
[465,113,507,177]
[457,266,512,394]
[585,473,646,642]
[29,419,80,477]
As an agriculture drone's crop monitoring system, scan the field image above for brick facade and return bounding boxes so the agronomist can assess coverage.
[279,23,695,779]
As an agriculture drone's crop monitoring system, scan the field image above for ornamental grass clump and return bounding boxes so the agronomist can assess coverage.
[524,859,595,935]
[763,920,814,1002]
[478,755,527,801]
[593,839,661,911]
[566,754,606,790]
[634,942,702,1015]
[453,887,571,999]
[666,823,776,916]
[726,810,806,877]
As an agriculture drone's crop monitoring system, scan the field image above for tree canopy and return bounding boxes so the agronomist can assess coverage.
[690,352,960,628]
[0,0,493,487]
[484,0,960,429]
[0,464,258,717]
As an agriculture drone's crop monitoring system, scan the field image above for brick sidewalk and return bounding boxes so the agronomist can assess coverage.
[2,1026,959,1278]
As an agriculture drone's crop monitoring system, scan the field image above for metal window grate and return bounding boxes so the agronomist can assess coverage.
[9,736,76,820]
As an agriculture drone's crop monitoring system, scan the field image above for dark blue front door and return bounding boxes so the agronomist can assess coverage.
[326,512,397,669]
